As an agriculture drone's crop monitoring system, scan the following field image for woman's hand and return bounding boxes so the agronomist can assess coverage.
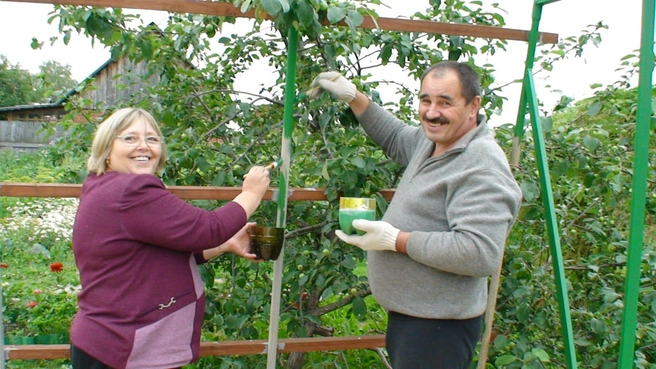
[233,166,271,218]
[242,165,270,199]
[204,222,259,262]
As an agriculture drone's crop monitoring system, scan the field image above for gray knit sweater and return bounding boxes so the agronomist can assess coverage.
[357,102,522,319]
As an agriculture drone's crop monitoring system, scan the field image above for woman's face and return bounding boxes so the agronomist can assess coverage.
[106,117,162,175]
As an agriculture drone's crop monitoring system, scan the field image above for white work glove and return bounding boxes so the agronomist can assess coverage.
[335,220,399,252]
[307,71,356,103]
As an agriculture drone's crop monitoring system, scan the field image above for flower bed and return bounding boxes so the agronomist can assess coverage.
[1,198,80,344]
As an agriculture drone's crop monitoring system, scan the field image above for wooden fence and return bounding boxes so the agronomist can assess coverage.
[0,120,67,152]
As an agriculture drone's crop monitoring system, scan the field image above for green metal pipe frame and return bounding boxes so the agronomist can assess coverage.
[513,0,656,367]
[265,27,298,369]
[618,0,655,367]
[524,70,578,368]
[512,1,579,368]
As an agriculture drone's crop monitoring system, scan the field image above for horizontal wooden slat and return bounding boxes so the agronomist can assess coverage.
[4,335,386,360]
[0,182,395,201]
[1,0,558,43]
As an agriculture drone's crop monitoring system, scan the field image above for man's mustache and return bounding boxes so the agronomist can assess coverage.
[424,116,450,125]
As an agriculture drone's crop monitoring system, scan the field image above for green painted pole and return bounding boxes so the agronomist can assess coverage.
[511,2,578,367]
[535,0,562,5]
[265,26,298,369]
[0,270,4,369]
[524,70,578,369]
[618,0,655,367]
[510,2,544,166]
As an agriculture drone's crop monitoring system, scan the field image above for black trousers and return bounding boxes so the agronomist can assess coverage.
[386,311,483,369]
[70,344,113,369]
[70,344,183,369]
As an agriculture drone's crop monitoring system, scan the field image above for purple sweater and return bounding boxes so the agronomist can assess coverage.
[71,172,247,369]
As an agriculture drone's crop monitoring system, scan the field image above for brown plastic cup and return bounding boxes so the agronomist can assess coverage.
[249,225,285,260]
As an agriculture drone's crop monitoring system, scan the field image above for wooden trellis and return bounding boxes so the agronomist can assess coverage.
[0,0,564,367]
[2,1,653,367]
[9,1,654,368]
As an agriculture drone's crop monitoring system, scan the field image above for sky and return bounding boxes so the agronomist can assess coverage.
[0,0,650,126]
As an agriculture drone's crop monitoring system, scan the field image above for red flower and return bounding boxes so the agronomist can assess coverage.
[27,301,38,308]
[50,262,64,272]
[0,263,8,268]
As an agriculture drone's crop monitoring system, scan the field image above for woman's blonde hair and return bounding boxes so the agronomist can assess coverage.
[87,108,168,175]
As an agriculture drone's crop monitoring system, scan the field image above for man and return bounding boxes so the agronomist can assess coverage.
[308,61,523,369]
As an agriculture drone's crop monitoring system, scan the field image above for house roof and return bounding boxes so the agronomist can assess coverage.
[0,58,114,113]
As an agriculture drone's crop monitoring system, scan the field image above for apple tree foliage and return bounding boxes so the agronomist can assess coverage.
[38,0,655,367]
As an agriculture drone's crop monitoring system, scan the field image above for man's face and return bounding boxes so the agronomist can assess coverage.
[418,70,480,155]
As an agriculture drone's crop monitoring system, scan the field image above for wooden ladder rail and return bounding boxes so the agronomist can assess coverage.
[0,182,395,201]
[4,335,386,360]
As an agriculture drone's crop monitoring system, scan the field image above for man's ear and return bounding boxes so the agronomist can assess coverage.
[469,96,482,118]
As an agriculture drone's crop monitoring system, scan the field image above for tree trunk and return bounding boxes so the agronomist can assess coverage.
[286,322,316,369]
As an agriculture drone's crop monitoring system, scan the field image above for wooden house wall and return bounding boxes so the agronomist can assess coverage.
[80,57,160,108]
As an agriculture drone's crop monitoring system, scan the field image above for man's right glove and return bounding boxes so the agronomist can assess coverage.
[335,219,399,252]
[307,71,356,103]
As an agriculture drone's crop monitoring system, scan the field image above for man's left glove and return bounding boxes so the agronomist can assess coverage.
[307,71,356,103]
[335,219,399,252]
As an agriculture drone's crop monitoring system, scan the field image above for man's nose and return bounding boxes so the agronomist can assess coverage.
[424,104,443,119]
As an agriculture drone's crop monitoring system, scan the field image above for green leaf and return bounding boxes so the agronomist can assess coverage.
[531,348,550,362]
[582,136,599,151]
[298,273,309,286]
[321,162,330,180]
[327,6,346,23]
[380,45,392,63]
[138,38,153,59]
[590,318,607,334]
[211,172,226,186]
[540,116,553,133]
[240,0,252,13]
[296,0,315,26]
[239,102,252,119]
[30,38,42,50]
[260,0,282,16]
[321,285,334,300]
[519,180,539,202]
[225,315,247,329]
[517,305,529,323]
[344,10,364,33]
[195,157,210,173]
[351,156,366,168]
[588,100,602,116]
[352,296,367,321]
[495,355,517,365]
[315,273,326,289]
[341,255,356,269]
[277,0,290,13]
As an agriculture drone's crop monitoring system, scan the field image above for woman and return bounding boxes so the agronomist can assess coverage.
[70,107,270,369]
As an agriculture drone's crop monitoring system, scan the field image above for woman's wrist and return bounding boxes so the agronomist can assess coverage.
[203,243,227,261]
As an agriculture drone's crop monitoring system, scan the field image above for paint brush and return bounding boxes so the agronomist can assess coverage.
[266,158,283,170]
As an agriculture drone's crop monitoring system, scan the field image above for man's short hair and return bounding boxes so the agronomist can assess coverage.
[420,61,481,104]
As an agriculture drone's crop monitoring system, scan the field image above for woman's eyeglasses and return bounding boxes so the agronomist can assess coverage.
[116,135,164,147]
